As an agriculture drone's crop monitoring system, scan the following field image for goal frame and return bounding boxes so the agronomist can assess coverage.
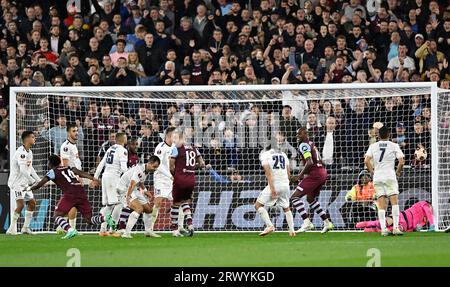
[9,82,441,232]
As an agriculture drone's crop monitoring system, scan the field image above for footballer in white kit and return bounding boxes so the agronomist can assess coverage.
[94,133,128,235]
[119,156,161,239]
[6,131,40,235]
[255,147,295,237]
[365,125,405,236]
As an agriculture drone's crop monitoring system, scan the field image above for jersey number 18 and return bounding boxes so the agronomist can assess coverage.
[185,151,196,167]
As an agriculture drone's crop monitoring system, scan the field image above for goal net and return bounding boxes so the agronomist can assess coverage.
[9,83,449,232]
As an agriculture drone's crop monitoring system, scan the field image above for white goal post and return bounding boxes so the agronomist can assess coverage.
[8,82,450,233]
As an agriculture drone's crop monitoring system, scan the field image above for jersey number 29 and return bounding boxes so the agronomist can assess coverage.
[272,155,286,169]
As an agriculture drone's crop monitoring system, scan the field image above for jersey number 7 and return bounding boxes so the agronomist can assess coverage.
[379,148,386,162]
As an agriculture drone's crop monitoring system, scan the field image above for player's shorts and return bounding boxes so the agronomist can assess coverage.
[11,187,34,201]
[130,188,149,205]
[55,196,92,218]
[295,168,328,199]
[154,182,173,200]
[257,183,290,209]
[172,180,195,203]
[373,180,399,198]
[102,174,121,205]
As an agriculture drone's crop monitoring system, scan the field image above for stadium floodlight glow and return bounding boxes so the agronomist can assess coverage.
[9,82,449,233]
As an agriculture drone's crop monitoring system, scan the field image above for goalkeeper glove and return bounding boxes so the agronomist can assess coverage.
[415,224,423,232]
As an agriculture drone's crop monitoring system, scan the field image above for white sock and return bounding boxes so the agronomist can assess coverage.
[112,203,122,224]
[178,206,185,230]
[69,217,76,229]
[149,206,159,232]
[257,207,273,228]
[10,212,20,230]
[378,209,387,232]
[285,210,294,232]
[143,212,151,231]
[100,205,113,232]
[303,217,311,225]
[125,211,140,234]
[23,210,33,229]
[392,205,400,230]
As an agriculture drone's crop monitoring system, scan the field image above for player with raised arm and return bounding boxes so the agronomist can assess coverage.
[169,129,208,237]
[290,127,334,234]
[365,125,405,236]
[6,131,40,235]
[28,155,116,239]
[119,156,161,238]
[94,132,128,236]
[256,145,296,237]
[58,123,82,233]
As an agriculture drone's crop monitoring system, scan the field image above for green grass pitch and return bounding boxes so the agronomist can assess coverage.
[0,232,449,267]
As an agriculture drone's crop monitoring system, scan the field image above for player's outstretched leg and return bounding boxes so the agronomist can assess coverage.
[170,204,183,237]
[291,195,314,233]
[308,199,334,233]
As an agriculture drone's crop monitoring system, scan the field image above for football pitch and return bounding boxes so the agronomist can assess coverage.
[0,232,449,267]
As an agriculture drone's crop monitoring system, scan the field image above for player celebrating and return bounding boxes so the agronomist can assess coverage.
[94,132,128,236]
[257,145,296,237]
[290,127,334,234]
[356,201,435,232]
[58,123,82,233]
[28,155,116,239]
[169,129,208,237]
[6,131,40,235]
[118,156,161,238]
[365,125,405,236]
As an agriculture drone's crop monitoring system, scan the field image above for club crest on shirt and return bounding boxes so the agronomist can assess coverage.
[157,150,162,154]
[20,154,25,159]
[64,147,69,152]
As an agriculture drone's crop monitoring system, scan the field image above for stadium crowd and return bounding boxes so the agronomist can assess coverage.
[0,0,449,173]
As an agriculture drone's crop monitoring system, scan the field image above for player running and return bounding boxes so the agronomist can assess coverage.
[290,127,334,234]
[169,129,208,237]
[256,146,296,237]
[6,131,40,235]
[118,156,161,238]
[28,155,116,239]
[58,123,82,233]
[356,201,435,232]
[94,132,128,236]
[364,125,405,236]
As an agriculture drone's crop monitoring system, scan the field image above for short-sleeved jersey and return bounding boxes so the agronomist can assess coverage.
[60,140,82,170]
[8,146,36,189]
[260,149,290,185]
[127,150,140,168]
[298,139,324,174]
[117,163,148,191]
[154,141,174,185]
[96,144,128,177]
[170,145,201,183]
[365,141,404,182]
[46,166,85,198]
